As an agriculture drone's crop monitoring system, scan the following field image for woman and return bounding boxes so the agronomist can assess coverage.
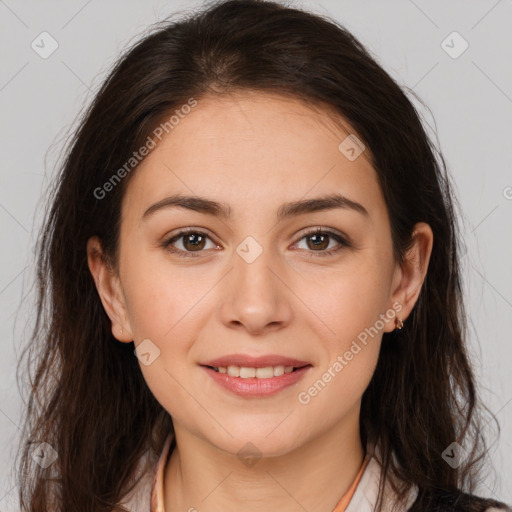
[16,1,511,511]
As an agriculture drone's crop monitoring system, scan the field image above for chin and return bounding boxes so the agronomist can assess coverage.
[208,424,306,461]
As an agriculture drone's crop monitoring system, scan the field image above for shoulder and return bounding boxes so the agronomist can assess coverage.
[407,487,512,512]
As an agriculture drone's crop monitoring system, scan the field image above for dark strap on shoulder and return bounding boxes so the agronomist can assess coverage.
[407,487,512,512]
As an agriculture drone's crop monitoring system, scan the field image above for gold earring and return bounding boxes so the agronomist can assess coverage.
[395,318,404,330]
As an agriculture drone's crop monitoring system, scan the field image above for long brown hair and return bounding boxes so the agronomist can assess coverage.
[15,1,510,510]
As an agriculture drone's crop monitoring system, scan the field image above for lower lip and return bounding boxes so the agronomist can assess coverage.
[201,365,312,397]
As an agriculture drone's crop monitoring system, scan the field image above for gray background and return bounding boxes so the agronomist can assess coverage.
[1,0,511,510]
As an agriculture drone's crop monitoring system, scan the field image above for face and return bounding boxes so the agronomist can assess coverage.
[88,91,431,458]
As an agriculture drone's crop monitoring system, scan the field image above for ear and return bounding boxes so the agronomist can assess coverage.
[384,222,434,332]
[86,236,134,343]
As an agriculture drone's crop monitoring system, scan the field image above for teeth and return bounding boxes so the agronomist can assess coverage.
[256,367,274,378]
[240,367,256,378]
[215,365,298,379]
[227,366,240,377]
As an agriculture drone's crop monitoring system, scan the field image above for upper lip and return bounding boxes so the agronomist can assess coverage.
[201,354,311,368]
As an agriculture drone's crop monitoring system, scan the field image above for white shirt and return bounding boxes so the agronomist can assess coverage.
[119,439,421,512]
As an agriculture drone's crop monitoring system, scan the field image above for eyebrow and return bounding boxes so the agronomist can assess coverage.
[142,192,369,221]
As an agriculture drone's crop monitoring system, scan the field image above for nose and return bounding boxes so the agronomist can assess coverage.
[219,241,293,336]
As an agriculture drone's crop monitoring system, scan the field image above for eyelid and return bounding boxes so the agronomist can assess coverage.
[294,225,347,241]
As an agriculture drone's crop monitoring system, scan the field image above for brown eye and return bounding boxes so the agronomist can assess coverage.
[294,228,350,257]
[305,232,330,251]
[182,232,206,251]
[162,229,218,257]
[162,227,349,259]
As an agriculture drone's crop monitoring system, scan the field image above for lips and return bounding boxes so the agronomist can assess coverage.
[201,363,312,397]
[200,354,311,369]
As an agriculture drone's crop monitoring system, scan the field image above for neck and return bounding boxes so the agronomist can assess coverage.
[164,405,365,512]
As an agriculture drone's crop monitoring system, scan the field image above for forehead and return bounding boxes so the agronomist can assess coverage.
[122,91,386,223]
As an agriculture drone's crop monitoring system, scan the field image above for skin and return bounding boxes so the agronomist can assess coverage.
[87,91,433,512]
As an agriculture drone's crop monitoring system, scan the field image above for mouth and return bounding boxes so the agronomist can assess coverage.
[200,363,313,397]
[202,364,311,379]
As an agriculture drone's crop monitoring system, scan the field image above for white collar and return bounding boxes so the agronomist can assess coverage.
[346,456,419,512]
[120,440,420,512]
[346,441,418,512]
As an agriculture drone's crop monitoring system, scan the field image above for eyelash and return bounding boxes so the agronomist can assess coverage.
[161,227,350,259]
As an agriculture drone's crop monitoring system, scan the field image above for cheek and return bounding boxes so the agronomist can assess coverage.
[297,343,380,427]
[120,249,209,340]
[296,272,384,414]
[122,261,205,416]
[296,259,390,339]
